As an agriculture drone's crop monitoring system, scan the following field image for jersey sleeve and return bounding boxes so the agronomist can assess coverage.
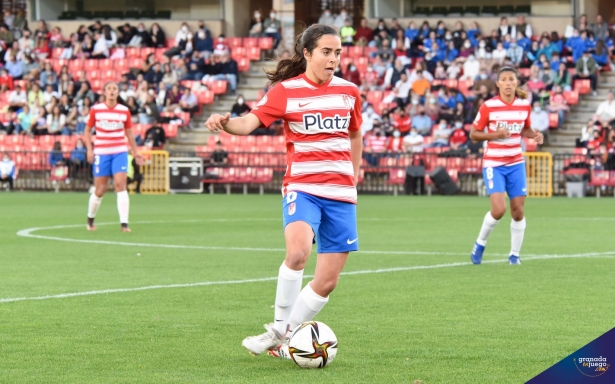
[87,109,96,127]
[347,88,363,132]
[124,110,133,129]
[250,83,287,128]
[473,102,490,132]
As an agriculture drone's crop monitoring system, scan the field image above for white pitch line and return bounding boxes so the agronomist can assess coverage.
[1,253,614,304]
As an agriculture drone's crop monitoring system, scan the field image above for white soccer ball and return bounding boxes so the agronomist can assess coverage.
[288,321,338,368]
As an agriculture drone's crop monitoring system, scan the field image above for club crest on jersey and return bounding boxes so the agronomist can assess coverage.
[303,112,350,132]
[288,202,296,216]
[496,121,524,133]
[342,94,353,110]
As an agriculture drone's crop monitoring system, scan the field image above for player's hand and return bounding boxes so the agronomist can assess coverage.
[134,153,144,166]
[495,128,511,139]
[205,113,231,133]
[534,132,544,145]
[87,150,94,164]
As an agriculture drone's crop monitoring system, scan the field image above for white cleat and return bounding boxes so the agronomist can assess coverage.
[267,336,291,359]
[242,323,285,355]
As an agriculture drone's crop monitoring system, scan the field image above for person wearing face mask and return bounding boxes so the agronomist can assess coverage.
[403,127,424,153]
[344,63,361,86]
[574,50,598,96]
[386,129,404,153]
[361,104,381,136]
[149,23,166,48]
[318,9,335,27]
[194,22,213,58]
[263,9,282,49]
[164,23,192,58]
[334,8,352,31]
[363,127,387,165]
[249,10,264,37]
[0,153,16,191]
[473,69,497,95]
[461,54,480,80]
[530,100,550,143]
[411,106,432,136]
[449,120,468,151]
[429,119,453,147]
[230,94,251,118]
[392,108,411,136]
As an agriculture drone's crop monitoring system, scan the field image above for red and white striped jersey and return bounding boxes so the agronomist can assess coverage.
[473,96,531,168]
[251,73,362,204]
[88,103,132,155]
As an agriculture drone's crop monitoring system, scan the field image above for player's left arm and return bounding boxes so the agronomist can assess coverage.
[349,89,364,186]
[123,113,144,165]
[521,107,544,144]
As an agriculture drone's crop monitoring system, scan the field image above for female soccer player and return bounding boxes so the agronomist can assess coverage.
[84,82,143,232]
[204,24,363,356]
[470,67,544,265]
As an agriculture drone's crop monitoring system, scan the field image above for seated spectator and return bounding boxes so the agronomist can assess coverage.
[165,84,183,112]
[102,25,118,48]
[138,93,160,124]
[125,96,139,117]
[211,141,228,165]
[434,61,446,80]
[0,68,13,92]
[149,23,166,48]
[91,31,109,59]
[133,23,151,47]
[70,104,89,134]
[15,105,35,134]
[344,63,361,86]
[206,53,238,94]
[118,23,136,46]
[591,14,609,42]
[318,9,335,27]
[363,127,387,166]
[43,84,59,104]
[403,127,424,152]
[411,71,430,97]
[47,105,67,135]
[262,10,282,49]
[360,104,381,136]
[142,126,166,149]
[249,10,264,37]
[548,85,569,128]
[119,81,136,101]
[429,119,453,147]
[74,82,96,107]
[446,59,462,79]
[575,50,598,96]
[527,66,546,95]
[0,153,16,191]
[230,95,251,118]
[194,23,213,58]
[553,62,572,91]
[81,33,94,56]
[411,107,432,136]
[5,54,23,80]
[355,18,373,46]
[594,91,615,126]
[49,142,67,166]
[530,101,550,143]
[393,72,411,107]
[507,38,524,65]
[424,94,441,122]
[386,129,404,152]
[577,119,597,147]
[179,88,198,115]
[540,62,556,90]
[492,42,507,63]
[146,63,164,86]
[377,38,395,66]
[340,18,356,47]
[587,129,603,151]
[473,68,496,95]
[449,120,468,150]
[392,108,411,136]
[8,84,27,112]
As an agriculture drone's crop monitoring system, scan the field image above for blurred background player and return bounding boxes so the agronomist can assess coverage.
[204,24,362,357]
[470,67,544,265]
[84,82,143,232]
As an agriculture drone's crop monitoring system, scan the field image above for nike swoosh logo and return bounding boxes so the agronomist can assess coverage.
[522,188,527,192]
[298,102,312,108]
[347,238,358,244]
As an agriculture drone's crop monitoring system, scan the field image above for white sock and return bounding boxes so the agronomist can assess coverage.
[272,263,304,335]
[476,211,500,246]
[87,194,103,219]
[288,282,329,331]
[117,191,129,224]
[510,218,526,257]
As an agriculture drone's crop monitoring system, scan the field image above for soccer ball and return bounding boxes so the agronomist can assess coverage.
[288,321,338,368]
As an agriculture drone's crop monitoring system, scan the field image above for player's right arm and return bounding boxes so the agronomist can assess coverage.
[204,112,263,136]
[84,109,96,163]
[469,102,510,142]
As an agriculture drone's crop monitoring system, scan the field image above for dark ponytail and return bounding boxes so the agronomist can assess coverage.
[496,66,528,99]
[265,24,339,85]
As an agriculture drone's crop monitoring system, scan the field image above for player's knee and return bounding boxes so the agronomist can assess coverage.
[316,277,339,297]
[114,185,126,193]
[511,208,524,221]
[285,248,310,270]
[95,186,106,197]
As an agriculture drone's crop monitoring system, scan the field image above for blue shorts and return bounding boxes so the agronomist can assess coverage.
[483,163,527,199]
[282,191,358,254]
[93,152,128,178]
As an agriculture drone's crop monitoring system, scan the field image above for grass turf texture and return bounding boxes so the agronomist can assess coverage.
[0,193,614,383]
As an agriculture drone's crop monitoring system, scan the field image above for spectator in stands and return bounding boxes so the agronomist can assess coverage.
[411,106,432,136]
[48,141,66,166]
[230,94,251,118]
[164,23,192,58]
[429,119,453,147]
[355,18,373,46]
[194,24,213,59]
[0,24,14,46]
[15,104,34,134]
[67,104,89,134]
[91,31,109,59]
[18,29,34,54]
[0,153,16,191]
[138,93,159,124]
[593,40,611,68]
[513,15,532,39]
[335,9,352,31]
[318,9,335,28]
[5,54,22,80]
[392,108,411,136]
[149,23,166,48]
[340,18,356,47]
[361,104,380,136]
[575,50,598,96]
[449,120,468,150]
[102,25,118,48]
[344,63,361,86]
[363,127,387,166]
[146,62,164,86]
[68,138,87,180]
[554,62,572,91]
[492,42,507,63]
[262,10,282,49]
[548,85,569,128]
[88,20,103,34]
[419,21,431,39]
[461,55,480,81]
[594,91,615,126]
[8,83,26,112]
[125,96,139,117]
[43,84,59,104]
[211,141,228,165]
[212,52,238,94]
[74,82,96,106]
[118,23,136,46]
[498,17,513,38]
[530,100,550,143]
[386,129,404,153]
[81,33,94,57]
[21,55,39,79]
[161,63,178,89]
[403,127,424,153]
[165,84,182,112]
[411,70,430,97]
[540,61,556,89]
[249,9,264,37]
[592,14,609,42]
[179,87,198,115]
[393,72,411,107]
[133,23,151,47]
[135,80,150,105]
[473,68,496,95]
[47,105,66,135]
[0,68,13,91]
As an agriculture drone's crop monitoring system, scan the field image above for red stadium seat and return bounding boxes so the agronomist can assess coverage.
[348,46,364,58]
[231,47,247,59]
[563,90,579,105]
[243,37,259,48]
[100,70,116,81]
[235,167,254,184]
[210,80,228,95]
[574,79,591,95]
[589,170,610,187]
[195,90,215,104]
[52,47,63,58]
[99,59,112,70]
[88,70,101,80]
[549,113,559,128]
[246,47,262,61]
[518,68,531,78]
[83,59,99,71]
[236,57,250,72]
[258,37,273,50]
[141,48,155,59]
[68,59,83,72]
[253,168,273,184]
[125,47,140,58]
[166,38,175,48]
[163,124,178,138]
[458,80,474,96]
[226,37,243,50]
[128,58,142,69]
[114,59,128,72]
[443,79,458,89]
[90,80,103,92]
[155,48,166,61]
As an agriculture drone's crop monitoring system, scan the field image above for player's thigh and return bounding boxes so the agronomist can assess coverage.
[317,198,358,254]
[93,154,113,178]
[111,153,129,192]
[504,163,527,200]
[483,166,506,196]
[283,192,321,266]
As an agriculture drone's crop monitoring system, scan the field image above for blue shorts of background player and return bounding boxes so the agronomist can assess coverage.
[483,162,527,199]
[282,191,358,254]
[93,152,129,178]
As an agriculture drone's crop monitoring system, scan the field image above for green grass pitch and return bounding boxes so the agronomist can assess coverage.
[1,193,614,383]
